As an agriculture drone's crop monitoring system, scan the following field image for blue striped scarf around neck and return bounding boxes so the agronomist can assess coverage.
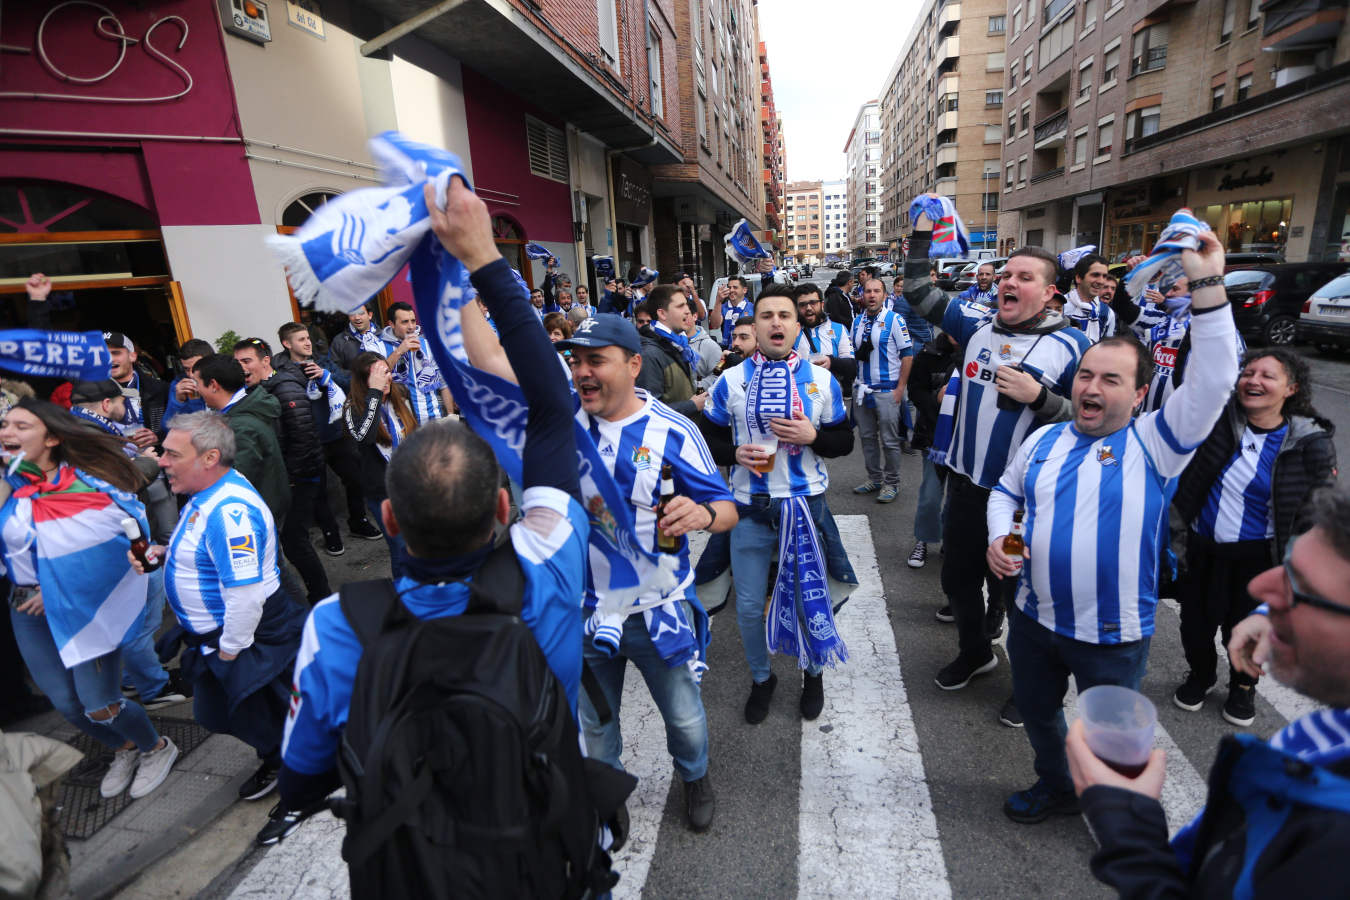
[651,321,700,370]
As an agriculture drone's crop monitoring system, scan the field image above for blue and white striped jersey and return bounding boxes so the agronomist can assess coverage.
[850,309,914,390]
[1063,289,1117,344]
[705,356,848,502]
[792,319,855,358]
[1192,422,1287,543]
[164,469,281,636]
[942,302,1091,488]
[1139,311,1246,413]
[956,284,999,307]
[718,299,753,345]
[281,487,590,775]
[578,391,732,606]
[988,305,1240,644]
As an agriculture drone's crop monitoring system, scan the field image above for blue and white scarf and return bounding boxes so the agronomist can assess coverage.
[909,194,970,258]
[350,324,386,356]
[927,370,962,468]
[650,321,700,370]
[1057,244,1097,273]
[0,330,111,382]
[269,131,680,622]
[1123,208,1208,300]
[631,266,658,288]
[524,242,553,261]
[765,495,848,669]
[302,367,346,424]
[69,406,138,457]
[724,218,772,265]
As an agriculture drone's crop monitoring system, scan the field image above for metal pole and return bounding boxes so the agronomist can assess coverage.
[360,0,469,56]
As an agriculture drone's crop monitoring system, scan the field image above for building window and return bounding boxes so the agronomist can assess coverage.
[1008,110,1017,134]
[986,90,1004,107]
[982,192,999,211]
[989,14,1006,33]
[986,51,1006,70]
[597,0,620,69]
[1082,0,1098,30]
[1020,106,1030,133]
[1096,120,1114,158]
[1073,128,1089,165]
[1211,84,1224,111]
[1126,104,1161,141]
[647,24,663,118]
[1004,162,1015,188]
[1247,0,1261,28]
[1009,61,1019,91]
[1013,7,1023,33]
[1220,0,1236,42]
[1236,72,1252,101]
[525,116,569,183]
[984,124,1003,143]
[1024,48,1034,77]
[1017,157,1027,183]
[1078,62,1093,101]
[1131,23,1168,75]
[1103,43,1120,84]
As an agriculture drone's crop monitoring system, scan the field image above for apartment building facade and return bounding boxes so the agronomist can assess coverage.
[881,0,1009,257]
[784,181,822,261]
[822,179,850,258]
[844,101,885,257]
[998,0,1349,262]
[760,41,787,255]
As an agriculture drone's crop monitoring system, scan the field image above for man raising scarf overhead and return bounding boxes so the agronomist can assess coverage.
[700,283,857,725]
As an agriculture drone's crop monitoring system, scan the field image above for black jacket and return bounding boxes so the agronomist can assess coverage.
[824,286,855,330]
[328,326,381,382]
[117,372,170,437]
[259,367,325,480]
[636,327,698,419]
[1174,401,1337,558]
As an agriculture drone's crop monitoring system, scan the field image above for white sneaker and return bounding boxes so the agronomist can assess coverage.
[101,747,139,798]
[129,737,179,799]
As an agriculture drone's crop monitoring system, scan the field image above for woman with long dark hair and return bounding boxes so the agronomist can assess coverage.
[1171,347,1337,726]
[0,399,178,799]
[345,352,418,577]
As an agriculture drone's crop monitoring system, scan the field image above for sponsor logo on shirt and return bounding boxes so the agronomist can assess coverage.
[976,348,993,365]
[221,503,259,579]
[1152,344,1178,370]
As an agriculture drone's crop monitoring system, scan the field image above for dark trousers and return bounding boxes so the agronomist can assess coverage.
[192,667,290,766]
[940,473,1006,663]
[280,479,331,603]
[318,435,367,528]
[1008,605,1150,794]
[1178,532,1270,689]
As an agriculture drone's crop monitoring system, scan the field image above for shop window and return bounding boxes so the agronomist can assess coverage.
[0,181,156,233]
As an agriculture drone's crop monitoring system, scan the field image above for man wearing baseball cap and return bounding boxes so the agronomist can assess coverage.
[104,332,168,449]
[549,314,738,832]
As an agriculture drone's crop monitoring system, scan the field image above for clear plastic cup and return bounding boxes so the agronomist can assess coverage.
[752,436,778,474]
[1077,685,1157,777]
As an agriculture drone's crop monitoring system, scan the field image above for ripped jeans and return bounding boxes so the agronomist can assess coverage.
[10,604,160,751]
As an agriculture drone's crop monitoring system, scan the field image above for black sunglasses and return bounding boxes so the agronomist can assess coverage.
[1283,543,1350,617]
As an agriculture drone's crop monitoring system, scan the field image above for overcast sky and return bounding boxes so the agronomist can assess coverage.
[757,0,922,183]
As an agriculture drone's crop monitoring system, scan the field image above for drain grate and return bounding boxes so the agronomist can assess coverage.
[55,714,212,840]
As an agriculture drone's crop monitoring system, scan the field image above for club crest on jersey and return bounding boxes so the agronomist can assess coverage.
[999,343,1013,360]
[1097,446,1118,466]
[632,446,652,470]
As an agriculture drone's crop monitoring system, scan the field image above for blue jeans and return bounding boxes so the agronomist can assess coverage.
[913,457,944,544]
[121,569,170,700]
[577,607,709,783]
[1007,605,1151,794]
[10,605,160,752]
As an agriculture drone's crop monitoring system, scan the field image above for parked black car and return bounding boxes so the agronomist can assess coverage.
[1223,263,1350,346]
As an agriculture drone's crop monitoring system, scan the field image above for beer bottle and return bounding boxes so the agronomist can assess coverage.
[1002,510,1025,571]
[655,463,679,553]
[712,350,744,376]
[121,517,161,572]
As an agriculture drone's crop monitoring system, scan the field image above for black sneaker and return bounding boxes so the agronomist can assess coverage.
[682,775,715,832]
[238,762,279,801]
[935,653,997,691]
[350,518,384,541]
[255,800,326,845]
[322,531,346,557]
[907,542,927,569]
[934,604,955,623]
[744,673,778,724]
[1172,671,1217,712]
[1003,780,1079,824]
[984,604,1006,641]
[998,696,1023,728]
[1221,684,1256,727]
[800,672,824,721]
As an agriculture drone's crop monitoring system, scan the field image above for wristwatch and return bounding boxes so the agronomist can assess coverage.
[699,501,718,530]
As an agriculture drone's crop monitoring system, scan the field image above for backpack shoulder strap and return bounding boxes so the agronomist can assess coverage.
[339,579,401,647]
[463,539,527,617]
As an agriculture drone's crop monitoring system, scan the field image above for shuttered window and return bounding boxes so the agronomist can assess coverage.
[525,116,568,183]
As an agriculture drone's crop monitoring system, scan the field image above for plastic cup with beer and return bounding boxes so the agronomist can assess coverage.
[752,436,778,474]
[1077,685,1157,778]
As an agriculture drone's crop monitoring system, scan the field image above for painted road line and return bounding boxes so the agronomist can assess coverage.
[1159,597,1322,723]
[230,810,348,899]
[797,515,951,899]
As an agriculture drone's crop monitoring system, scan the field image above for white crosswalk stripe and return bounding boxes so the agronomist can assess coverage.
[229,516,1305,898]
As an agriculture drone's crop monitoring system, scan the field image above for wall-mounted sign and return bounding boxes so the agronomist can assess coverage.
[219,0,271,44]
[286,0,324,38]
[612,156,652,225]
[1217,165,1275,192]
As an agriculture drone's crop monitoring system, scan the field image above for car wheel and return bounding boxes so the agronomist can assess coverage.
[1262,315,1297,346]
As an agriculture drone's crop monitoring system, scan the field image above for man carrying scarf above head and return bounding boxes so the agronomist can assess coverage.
[104,332,167,449]
[699,283,857,725]
[707,275,753,347]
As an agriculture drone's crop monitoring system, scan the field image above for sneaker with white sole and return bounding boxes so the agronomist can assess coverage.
[908,542,927,568]
[100,747,139,798]
[877,485,899,503]
[130,737,179,799]
[256,800,327,846]
[142,690,188,711]
[935,653,998,690]
[934,604,955,622]
[852,481,880,494]
[238,762,280,801]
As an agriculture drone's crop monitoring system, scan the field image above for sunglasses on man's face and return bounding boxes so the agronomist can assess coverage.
[1283,543,1350,617]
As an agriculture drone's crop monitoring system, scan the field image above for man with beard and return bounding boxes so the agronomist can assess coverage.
[792,283,856,390]
[850,278,914,504]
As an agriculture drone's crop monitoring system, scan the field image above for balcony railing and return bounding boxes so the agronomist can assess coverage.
[1033,107,1069,145]
[1029,166,1065,184]
[1130,46,1167,76]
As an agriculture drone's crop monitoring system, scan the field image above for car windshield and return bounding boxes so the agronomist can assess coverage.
[1312,274,1350,300]
[1223,270,1271,291]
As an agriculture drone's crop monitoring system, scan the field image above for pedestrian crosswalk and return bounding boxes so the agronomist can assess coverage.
[229,515,1310,899]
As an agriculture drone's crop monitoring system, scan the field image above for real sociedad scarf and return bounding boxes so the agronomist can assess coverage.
[0,330,112,382]
[69,406,138,457]
[1,464,149,667]
[725,218,772,266]
[350,324,385,356]
[523,242,553,261]
[765,495,848,669]
[1057,244,1097,274]
[651,321,700,370]
[909,194,970,258]
[269,131,680,639]
[1123,208,1208,300]
[928,369,962,469]
[302,367,346,424]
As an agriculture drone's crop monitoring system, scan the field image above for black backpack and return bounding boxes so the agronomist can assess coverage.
[331,542,636,899]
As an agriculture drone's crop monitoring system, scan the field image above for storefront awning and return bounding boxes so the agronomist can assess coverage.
[359,0,683,165]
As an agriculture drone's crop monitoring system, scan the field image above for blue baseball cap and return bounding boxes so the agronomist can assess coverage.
[555,313,641,354]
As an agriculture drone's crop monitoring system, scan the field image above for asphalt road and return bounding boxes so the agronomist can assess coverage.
[216,270,1344,899]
